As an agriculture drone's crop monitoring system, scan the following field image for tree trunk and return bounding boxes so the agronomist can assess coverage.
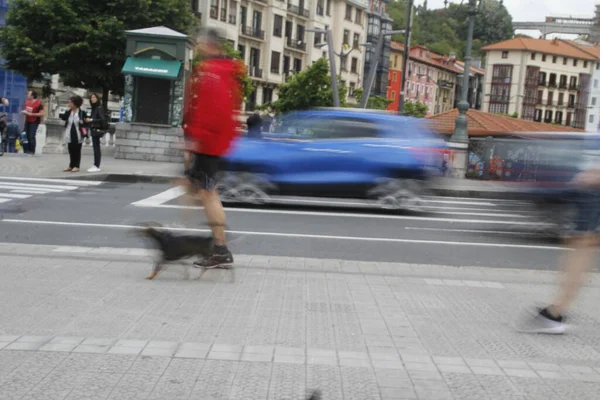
[102,86,110,114]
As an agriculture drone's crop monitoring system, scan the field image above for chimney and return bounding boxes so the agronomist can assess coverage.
[449,52,456,60]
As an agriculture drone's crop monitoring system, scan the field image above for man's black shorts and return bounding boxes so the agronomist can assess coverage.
[186,153,221,191]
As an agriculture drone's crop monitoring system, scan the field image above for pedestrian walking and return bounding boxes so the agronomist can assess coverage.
[85,93,107,172]
[246,111,262,138]
[21,90,44,155]
[182,28,244,269]
[520,160,600,334]
[59,96,88,173]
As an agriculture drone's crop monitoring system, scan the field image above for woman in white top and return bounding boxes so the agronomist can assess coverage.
[59,95,88,172]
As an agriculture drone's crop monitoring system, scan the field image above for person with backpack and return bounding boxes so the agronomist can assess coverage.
[84,93,108,172]
[21,90,44,155]
[59,95,88,172]
[5,117,20,153]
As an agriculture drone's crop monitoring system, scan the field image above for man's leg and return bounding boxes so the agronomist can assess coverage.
[200,189,227,246]
[27,123,38,155]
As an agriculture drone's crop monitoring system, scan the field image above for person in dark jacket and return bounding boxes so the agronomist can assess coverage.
[5,117,20,153]
[246,112,262,138]
[59,96,88,172]
[85,93,106,172]
[183,28,244,269]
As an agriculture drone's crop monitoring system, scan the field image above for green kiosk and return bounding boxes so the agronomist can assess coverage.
[116,26,194,162]
[121,26,193,126]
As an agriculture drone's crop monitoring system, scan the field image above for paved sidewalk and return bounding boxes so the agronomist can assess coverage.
[1,243,600,399]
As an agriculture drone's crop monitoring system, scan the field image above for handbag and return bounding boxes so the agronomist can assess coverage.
[80,126,88,137]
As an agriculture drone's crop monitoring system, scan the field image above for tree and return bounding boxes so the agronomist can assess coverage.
[402,101,428,118]
[0,0,196,109]
[352,89,392,110]
[269,58,346,113]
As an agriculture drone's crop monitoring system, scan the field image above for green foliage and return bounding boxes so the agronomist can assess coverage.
[402,101,429,118]
[0,0,196,99]
[269,58,346,114]
[352,88,392,110]
[387,0,513,59]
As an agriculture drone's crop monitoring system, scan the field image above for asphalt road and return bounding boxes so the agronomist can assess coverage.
[0,176,571,270]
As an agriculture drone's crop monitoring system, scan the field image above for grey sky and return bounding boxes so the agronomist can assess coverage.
[423,0,595,23]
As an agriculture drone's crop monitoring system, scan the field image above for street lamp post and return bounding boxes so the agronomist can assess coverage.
[360,29,405,109]
[398,0,414,115]
[448,0,478,178]
[307,28,340,107]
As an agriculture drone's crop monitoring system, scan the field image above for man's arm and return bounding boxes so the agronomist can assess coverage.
[30,103,44,117]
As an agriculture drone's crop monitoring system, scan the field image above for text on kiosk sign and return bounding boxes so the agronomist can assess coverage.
[134,66,169,74]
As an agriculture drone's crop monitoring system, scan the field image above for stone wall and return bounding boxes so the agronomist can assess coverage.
[114,123,184,162]
[43,119,67,154]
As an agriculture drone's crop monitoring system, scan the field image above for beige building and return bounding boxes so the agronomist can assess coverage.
[195,0,368,110]
[481,37,597,129]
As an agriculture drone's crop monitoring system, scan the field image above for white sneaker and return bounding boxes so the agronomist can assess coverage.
[87,166,101,172]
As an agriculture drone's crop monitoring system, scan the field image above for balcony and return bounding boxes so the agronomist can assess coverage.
[228,15,236,24]
[248,67,264,78]
[569,84,580,91]
[240,26,265,40]
[285,38,307,52]
[546,101,555,107]
[439,80,454,89]
[538,81,547,87]
[548,81,558,88]
[559,82,568,89]
[287,4,309,18]
[270,67,280,74]
[567,102,576,109]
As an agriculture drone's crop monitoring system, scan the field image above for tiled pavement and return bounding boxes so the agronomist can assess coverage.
[1,244,600,399]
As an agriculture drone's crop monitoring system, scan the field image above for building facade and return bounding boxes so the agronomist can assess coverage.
[453,59,484,111]
[405,46,460,116]
[363,0,392,98]
[386,41,403,111]
[195,0,368,110]
[564,40,600,133]
[481,37,597,129]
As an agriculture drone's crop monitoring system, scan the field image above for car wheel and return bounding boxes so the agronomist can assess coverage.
[369,178,427,212]
[217,171,274,204]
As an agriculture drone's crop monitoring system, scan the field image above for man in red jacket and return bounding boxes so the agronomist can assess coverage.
[183,29,242,269]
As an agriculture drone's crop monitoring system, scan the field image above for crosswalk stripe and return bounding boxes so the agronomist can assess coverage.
[0,184,63,193]
[0,193,32,199]
[0,176,102,186]
[10,190,53,194]
[0,199,10,204]
[0,181,78,190]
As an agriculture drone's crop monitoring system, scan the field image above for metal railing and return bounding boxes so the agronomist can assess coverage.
[287,4,309,18]
[240,26,265,40]
[249,67,263,78]
[228,15,236,24]
[285,38,307,51]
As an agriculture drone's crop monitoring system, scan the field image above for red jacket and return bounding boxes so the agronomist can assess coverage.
[183,56,243,156]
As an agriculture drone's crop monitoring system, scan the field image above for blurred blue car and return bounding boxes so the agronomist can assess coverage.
[219,108,448,210]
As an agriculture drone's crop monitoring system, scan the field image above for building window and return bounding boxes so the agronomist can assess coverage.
[564,57,568,65]
[273,15,283,37]
[531,53,536,60]
[353,33,360,49]
[501,51,508,59]
[343,30,350,46]
[534,109,542,122]
[316,0,324,16]
[595,79,599,89]
[392,71,397,82]
[542,54,546,62]
[351,57,358,73]
[293,58,302,72]
[326,0,331,15]
[573,59,578,67]
[262,87,273,104]
[555,111,563,124]
[597,62,600,70]
[355,9,362,24]
[270,51,281,74]
[237,44,246,61]
[349,82,356,97]
[584,61,589,69]
[552,56,557,63]
[558,93,564,106]
[210,0,218,19]
[345,5,352,20]
[547,91,554,106]
[590,115,595,124]
[544,110,553,123]
[593,97,597,106]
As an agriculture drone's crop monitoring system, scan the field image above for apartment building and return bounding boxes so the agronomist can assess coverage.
[386,41,404,111]
[564,40,600,132]
[481,37,597,129]
[405,46,461,116]
[195,0,368,110]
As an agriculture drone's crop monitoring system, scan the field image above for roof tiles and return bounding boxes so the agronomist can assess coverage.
[426,108,584,136]
[481,37,596,61]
